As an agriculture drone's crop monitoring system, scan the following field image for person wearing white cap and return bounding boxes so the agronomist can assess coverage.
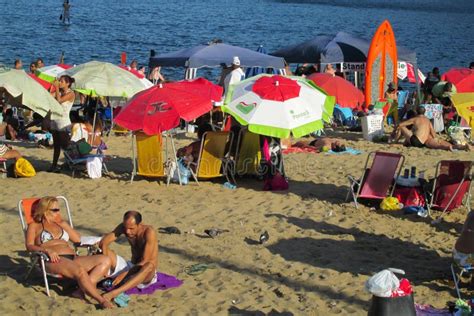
[224,56,245,95]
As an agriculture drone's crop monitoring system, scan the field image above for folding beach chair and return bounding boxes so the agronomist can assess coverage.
[346,151,405,208]
[451,260,473,300]
[190,131,234,184]
[131,131,169,184]
[63,148,108,178]
[234,129,261,177]
[18,196,73,297]
[426,160,472,219]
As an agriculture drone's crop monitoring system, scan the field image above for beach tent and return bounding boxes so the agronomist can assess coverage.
[245,45,280,78]
[271,31,421,96]
[271,31,417,65]
[149,43,286,79]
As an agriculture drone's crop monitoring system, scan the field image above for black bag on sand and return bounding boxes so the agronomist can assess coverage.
[368,293,416,316]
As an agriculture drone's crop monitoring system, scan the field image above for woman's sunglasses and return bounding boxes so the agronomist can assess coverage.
[49,208,60,212]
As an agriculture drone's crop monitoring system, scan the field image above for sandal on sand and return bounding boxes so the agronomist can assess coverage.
[184,263,217,275]
[159,226,181,234]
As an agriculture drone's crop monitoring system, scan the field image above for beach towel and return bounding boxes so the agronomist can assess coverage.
[326,147,361,155]
[125,272,183,295]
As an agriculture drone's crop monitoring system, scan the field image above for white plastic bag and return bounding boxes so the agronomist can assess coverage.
[86,157,102,179]
[365,268,405,297]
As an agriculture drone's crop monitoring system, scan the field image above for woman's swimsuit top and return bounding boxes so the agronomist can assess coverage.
[40,222,70,244]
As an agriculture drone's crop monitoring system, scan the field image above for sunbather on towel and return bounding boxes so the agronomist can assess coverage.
[391,106,471,151]
[25,196,113,308]
[453,210,474,268]
[100,210,158,300]
[293,137,346,152]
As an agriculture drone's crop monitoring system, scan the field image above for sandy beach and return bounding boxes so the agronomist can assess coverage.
[0,130,472,315]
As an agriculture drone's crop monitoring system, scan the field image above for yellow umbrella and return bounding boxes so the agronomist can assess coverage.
[452,93,474,129]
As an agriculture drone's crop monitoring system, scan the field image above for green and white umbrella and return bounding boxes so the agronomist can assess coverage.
[223,74,335,138]
[36,64,71,83]
[0,67,62,117]
[63,61,148,98]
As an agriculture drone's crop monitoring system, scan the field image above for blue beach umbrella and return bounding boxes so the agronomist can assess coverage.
[246,45,279,78]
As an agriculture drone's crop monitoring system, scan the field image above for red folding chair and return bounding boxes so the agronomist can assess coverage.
[18,196,73,297]
[347,151,405,208]
[427,160,473,220]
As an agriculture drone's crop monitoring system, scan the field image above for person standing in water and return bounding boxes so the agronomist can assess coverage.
[61,0,71,24]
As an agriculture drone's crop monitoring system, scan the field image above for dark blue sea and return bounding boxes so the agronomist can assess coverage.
[0,0,473,79]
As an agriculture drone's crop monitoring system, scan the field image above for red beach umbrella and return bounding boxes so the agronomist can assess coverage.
[252,75,301,101]
[441,68,474,93]
[28,73,53,91]
[307,73,364,109]
[114,78,223,135]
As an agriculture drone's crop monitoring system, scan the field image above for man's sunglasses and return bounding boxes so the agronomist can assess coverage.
[49,208,60,212]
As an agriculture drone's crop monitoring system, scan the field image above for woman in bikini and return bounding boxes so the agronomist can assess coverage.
[25,196,113,308]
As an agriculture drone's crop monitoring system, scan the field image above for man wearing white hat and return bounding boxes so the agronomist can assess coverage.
[224,56,245,95]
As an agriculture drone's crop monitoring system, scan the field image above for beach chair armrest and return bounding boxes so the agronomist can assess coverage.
[30,251,49,261]
[347,175,360,186]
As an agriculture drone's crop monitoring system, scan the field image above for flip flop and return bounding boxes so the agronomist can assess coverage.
[113,293,130,308]
[184,263,217,275]
[159,226,181,234]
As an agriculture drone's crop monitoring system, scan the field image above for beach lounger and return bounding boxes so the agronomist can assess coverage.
[426,160,472,219]
[131,131,169,184]
[234,129,261,177]
[189,131,234,184]
[346,151,405,208]
[18,196,73,297]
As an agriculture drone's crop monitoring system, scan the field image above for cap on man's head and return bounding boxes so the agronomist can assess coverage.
[232,56,240,66]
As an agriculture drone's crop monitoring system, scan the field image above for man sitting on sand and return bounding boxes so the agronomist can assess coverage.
[453,211,474,270]
[391,106,470,151]
[99,210,158,301]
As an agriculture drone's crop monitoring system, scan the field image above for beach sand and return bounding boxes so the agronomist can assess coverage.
[0,130,472,315]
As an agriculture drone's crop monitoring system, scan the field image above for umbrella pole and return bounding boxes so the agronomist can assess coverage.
[91,100,99,145]
[413,61,422,105]
[169,131,182,186]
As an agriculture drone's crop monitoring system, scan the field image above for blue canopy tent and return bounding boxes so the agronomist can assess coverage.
[245,45,280,78]
[149,43,285,79]
[271,31,417,65]
[271,31,420,94]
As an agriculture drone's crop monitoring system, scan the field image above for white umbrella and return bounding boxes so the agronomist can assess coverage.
[63,61,148,98]
[223,74,335,138]
[0,67,62,117]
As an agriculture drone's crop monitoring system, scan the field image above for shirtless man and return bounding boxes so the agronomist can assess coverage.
[391,106,470,151]
[453,211,474,269]
[100,211,158,300]
[293,137,346,152]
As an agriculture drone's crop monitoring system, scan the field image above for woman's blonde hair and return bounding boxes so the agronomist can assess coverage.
[33,196,58,223]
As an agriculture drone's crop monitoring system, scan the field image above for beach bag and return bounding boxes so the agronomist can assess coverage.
[263,167,289,191]
[171,159,190,185]
[66,139,92,159]
[380,197,401,211]
[14,157,36,177]
[393,187,425,207]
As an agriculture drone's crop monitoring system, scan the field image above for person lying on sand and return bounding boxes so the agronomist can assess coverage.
[293,137,346,152]
[453,211,474,271]
[25,196,113,308]
[390,106,471,151]
[100,211,158,301]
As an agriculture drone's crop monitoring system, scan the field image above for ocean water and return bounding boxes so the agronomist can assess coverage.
[0,0,472,79]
